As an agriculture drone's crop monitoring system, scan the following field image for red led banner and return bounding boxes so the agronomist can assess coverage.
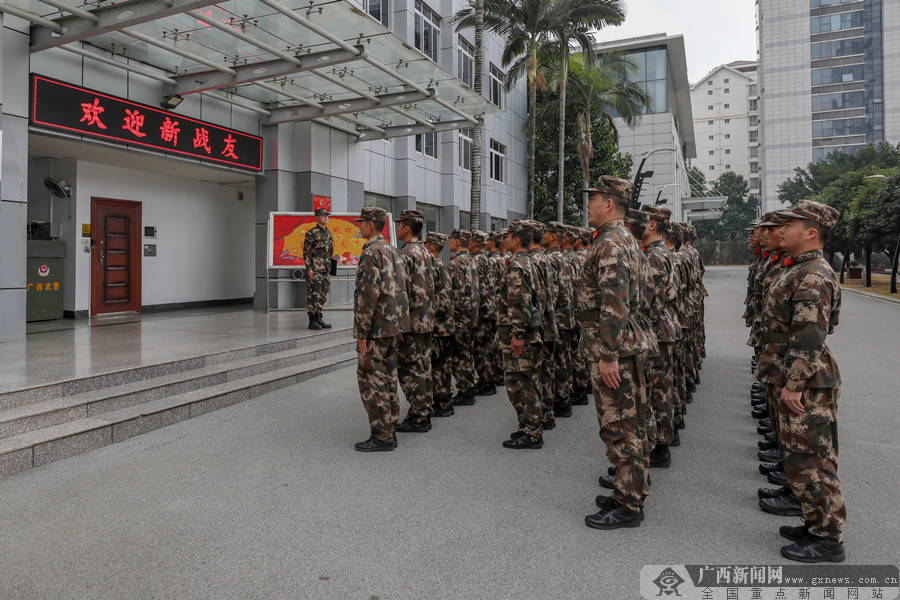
[30,74,262,171]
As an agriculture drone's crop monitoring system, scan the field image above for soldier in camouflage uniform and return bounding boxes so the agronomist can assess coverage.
[580,176,651,530]
[570,227,595,404]
[352,207,410,452]
[666,223,691,429]
[499,221,545,449]
[527,221,559,430]
[426,232,456,418]
[394,210,437,433]
[683,226,707,364]
[755,200,846,563]
[303,207,335,330]
[543,222,577,419]
[448,229,480,405]
[486,231,508,388]
[470,231,499,396]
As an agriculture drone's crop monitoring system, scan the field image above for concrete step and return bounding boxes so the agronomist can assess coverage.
[0,336,356,439]
[0,327,351,410]
[0,351,357,478]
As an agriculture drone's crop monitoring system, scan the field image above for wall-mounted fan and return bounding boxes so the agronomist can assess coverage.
[43,177,71,198]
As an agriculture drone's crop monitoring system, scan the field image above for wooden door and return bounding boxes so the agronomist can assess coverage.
[91,198,142,316]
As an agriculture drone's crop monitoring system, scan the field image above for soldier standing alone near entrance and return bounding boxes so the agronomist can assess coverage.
[352,207,410,452]
[303,207,334,330]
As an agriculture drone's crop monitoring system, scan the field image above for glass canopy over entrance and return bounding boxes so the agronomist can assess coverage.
[4,0,495,139]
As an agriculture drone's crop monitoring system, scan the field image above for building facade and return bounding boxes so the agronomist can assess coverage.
[690,61,761,196]
[594,34,697,219]
[0,0,527,342]
[757,0,900,213]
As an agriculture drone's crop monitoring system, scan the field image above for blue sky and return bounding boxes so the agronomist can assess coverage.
[592,0,758,84]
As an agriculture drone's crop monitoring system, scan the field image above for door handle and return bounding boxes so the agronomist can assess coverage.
[99,251,105,266]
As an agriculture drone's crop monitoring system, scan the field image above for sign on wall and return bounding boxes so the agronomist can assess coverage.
[313,195,331,212]
[267,212,395,269]
[30,74,262,171]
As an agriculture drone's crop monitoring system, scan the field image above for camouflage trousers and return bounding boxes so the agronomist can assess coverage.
[774,385,846,544]
[431,335,453,411]
[474,318,497,387]
[571,328,591,395]
[490,329,504,385]
[539,342,556,423]
[398,332,433,423]
[591,354,649,513]
[554,329,574,406]
[764,382,781,445]
[503,342,543,439]
[673,337,688,425]
[451,327,477,394]
[357,336,399,445]
[306,269,330,313]
[644,360,658,450]
[650,342,676,446]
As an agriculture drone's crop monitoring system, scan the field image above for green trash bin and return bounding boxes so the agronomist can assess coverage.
[26,240,67,322]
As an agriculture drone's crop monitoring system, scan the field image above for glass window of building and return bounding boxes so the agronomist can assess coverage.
[416,202,441,235]
[748,99,758,111]
[748,131,757,142]
[724,78,729,84]
[708,135,714,140]
[707,80,712,86]
[812,117,866,138]
[489,65,504,109]
[811,38,865,60]
[458,37,474,88]
[708,90,713,95]
[459,128,472,171]
[749,115,759,127]
[724,103,730,108]
[460,210,471,228]
[490,217,507,231]
[415,132,438,158]
[725,164,731,170]
[414,0,440,62]
[811,91,865,112]
[725,149,731,154]
[750,162,759,173]
[724,88,729,93]
[725,133,731,139]
[709,165,715,171]
[605,47,666,115]
[365,192,396,215]
[749,176,759,189]
[749,84,758,96]
[725,118,730,123]
[490,139,506,182]
[810,11,863,34]
[708,120,714,125]
[709,150,714,155]
[811,64,865,86]
[750,147,759,158]
[366,0,390,28]
[708,105,713,110]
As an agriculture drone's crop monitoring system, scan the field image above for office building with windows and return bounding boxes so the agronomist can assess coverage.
[594,34,697,219]
[757,0,900,212]
[690,61,761,195]
[0,0,527,341]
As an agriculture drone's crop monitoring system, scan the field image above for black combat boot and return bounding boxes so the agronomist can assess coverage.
[502,434,543,449]
[585,498,642,530]
[760,494,803,516]
[553,401,573,418]
[308,313,322,330]
[452,390,476,406]
[395,417,431,433]
[649,444,672,468]
[316,312,332,329]
[779,524,811,542]
[781,537,845,563]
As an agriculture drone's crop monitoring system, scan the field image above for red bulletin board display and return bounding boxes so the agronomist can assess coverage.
[267,212,396,269]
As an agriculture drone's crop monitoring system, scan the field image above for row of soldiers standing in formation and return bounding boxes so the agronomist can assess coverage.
[349,175,706,529]
[742,199,847,563]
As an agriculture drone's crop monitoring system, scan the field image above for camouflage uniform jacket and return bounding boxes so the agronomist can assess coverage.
[750,251,787,342]
[636,249,660,360]
[756,250,841,391]
[488,251,507,294]
[448,251,479,328]
[578,219,651,362]
[669,247,692,329]
[685,245,708,298]
[744,251,766,326]
[547,248,576,330]
[432,255,455,338]
[679,247,700,316]
[644,240,679,343]
[528,248,559,342]
[497,250,543,346]
[400,239,436,334]
[473,250,498,321]
[353,235,410,339]
[303,224,334,273]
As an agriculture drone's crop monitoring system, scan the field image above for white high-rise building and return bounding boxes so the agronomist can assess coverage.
[690,61,761,196]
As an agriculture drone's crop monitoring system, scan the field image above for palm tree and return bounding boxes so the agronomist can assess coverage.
[469,0,484,231]
[545,0,624,222]
[539,52,649,224]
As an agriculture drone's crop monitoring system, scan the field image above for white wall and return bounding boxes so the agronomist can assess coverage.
[691,67,755,182]
[72,162,255,313]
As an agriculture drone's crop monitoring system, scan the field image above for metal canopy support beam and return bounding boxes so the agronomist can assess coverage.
[357,117,482,141]
[266,89,434,124]
[0,3,64,31]
[30,0,218,52]
[123,28,235,74]
[62,44,177,85]
[255,81,324,110]
[173,46,367,95]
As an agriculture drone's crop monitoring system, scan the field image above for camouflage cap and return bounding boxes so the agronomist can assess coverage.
[526,220,546,234]
[314,207,330,216]
[584,175,634,205]
[625,209,649,230]
[426,231,448,247]
[775,199,840,230]
[470,230,488,245]
[450,228,472,243]
[758,212,789,228]
[668,222,684,237]
[394,209,424,223]
[641,204,671,224]
[488,230,503,244]
[579,227,594,245]
[565,224,581,240]
[508,220,536,236]
[547,221,569,237]
[353,206,387,222]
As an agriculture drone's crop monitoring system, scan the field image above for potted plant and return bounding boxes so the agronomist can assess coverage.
[848,259,862,279]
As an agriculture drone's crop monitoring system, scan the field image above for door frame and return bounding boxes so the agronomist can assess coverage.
[91,197,143,316]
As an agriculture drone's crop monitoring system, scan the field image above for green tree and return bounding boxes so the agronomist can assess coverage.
[693,172,757,242]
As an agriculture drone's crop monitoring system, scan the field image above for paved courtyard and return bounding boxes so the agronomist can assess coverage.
[0,267,897,599]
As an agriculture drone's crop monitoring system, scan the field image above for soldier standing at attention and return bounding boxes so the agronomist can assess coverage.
[578,176,650,530]
[543,222,576,419]
[352,207,410,452]
[486,232,508,389]
[469,231,499,397]
[527,221,559,430]
[563,226,588,407]
[426,232,456,418]
[394,210,437,434]
[447,229,480,406]
[498,221,544,449]
[755,200,845,563]
[303,207,335,330]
